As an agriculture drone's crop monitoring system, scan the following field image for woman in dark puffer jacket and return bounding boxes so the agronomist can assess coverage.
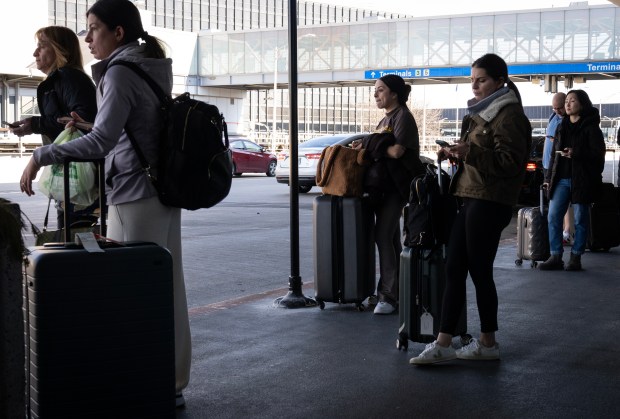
[538,89,606,271]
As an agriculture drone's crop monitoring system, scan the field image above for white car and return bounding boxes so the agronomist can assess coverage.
[275,133,368,193]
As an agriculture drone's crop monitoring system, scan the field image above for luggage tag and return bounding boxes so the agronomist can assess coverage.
[75,232,104,253]
[420,310,434,336]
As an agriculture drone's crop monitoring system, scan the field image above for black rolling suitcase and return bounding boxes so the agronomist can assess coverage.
[587,182,620,251]
[516,186,549,268]
[397,160,468,350]
[23,160,176,418]
[396,246,468,350]
[313,194,375,310]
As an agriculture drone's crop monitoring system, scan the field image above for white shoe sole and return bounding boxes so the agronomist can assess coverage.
[409,353,457,365]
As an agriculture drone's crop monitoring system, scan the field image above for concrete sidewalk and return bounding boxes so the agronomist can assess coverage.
[177,242,620,418]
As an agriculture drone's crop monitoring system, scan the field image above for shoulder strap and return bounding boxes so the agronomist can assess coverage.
[105,60,164,184]
[107,60,168,103]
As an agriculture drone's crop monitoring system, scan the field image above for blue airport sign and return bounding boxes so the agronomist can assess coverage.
[365,62,620,80]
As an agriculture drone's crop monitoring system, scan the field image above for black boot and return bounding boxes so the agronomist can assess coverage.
[538,254,564,270]
[565,253,582,271]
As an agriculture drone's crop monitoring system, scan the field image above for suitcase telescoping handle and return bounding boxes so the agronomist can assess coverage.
[539,185,546,216]
[437,157,443,192]
[62,158,107,243]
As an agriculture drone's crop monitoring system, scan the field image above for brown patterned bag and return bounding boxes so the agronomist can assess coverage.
[315,145,367,197]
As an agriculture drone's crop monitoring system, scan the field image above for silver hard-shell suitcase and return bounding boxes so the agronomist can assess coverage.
[516,186,550,268]
[313,195,375,310]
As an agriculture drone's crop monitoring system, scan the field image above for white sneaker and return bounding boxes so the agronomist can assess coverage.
[409,341,456,365]
[456,338,500,360]
[373,301,396,315]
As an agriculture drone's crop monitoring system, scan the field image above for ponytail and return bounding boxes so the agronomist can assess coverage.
[140,31,167,59]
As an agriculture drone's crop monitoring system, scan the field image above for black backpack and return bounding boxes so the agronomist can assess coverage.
[109,61,233,211]
[403,163,458,249]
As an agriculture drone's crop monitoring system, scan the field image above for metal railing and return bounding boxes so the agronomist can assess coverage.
[0,138,40,156]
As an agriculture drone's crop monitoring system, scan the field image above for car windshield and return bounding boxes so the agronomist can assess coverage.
[300,135,350,148]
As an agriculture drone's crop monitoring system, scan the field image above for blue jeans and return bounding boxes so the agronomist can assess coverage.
[547,178,589,255]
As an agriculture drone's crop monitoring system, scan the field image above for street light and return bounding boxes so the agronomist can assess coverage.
[273,24,317,309]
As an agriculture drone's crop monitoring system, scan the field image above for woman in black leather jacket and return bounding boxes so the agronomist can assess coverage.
[11,26,97,228]
[12,26,96,144]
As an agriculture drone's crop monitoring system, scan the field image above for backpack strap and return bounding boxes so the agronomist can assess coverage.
[105,60,165,185]
[107,60,168,103]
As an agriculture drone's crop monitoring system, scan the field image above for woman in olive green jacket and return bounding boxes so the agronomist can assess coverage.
[410,53,531,365]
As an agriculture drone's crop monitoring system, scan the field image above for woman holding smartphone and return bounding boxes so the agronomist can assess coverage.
[538,89,605,271]
[410,53,531,365]
[11,27,96,144]
[11,26,98,229]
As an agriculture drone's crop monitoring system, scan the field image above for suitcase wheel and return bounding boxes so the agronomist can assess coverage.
[317,300,325,310]
[530,261,538,268]
[396,332,409,351]
[355,303,365,312]
[515,259,523,266]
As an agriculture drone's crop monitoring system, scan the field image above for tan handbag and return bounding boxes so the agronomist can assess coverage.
[315,144,367,197]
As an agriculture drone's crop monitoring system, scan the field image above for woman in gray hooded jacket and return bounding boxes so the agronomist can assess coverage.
[20,0,191,407]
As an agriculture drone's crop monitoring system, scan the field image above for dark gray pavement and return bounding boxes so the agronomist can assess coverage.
[178,241,620,418]
[3,156,619,419]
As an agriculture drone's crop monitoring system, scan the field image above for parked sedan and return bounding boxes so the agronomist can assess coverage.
[275,133,368,193]
[229,138,277,177]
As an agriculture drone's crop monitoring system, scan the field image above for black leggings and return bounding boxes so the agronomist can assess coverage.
[439,198,512,335]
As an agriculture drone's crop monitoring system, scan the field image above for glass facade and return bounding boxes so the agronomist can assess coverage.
[49,0,408,33]
[43,2,620,147]
[200,6,620,77]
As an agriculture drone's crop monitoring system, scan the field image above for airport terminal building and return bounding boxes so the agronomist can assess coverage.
[1,0,620,150]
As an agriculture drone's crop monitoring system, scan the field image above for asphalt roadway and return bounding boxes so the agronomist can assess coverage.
[2,155,620,418]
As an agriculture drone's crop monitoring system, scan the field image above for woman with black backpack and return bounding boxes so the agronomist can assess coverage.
[20,0,191,407]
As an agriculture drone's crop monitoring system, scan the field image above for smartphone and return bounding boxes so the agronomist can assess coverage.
[435,139,454,148]
[1,120,19,128]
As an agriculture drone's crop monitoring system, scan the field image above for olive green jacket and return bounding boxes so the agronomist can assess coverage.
[451,90,532,206]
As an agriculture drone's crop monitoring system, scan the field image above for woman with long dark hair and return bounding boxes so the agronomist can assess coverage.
[362,74,424,314]
[410,53,531,364]
[20,0,191,406]
[538,89,605,271]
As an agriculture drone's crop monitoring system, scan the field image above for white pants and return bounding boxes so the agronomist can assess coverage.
[107,196,191,393]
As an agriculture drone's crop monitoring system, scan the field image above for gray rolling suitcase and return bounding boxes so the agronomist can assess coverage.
[23,160,176,418]
[516,186,549,268]
[313,195,375,310]
[396,246,469,350]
